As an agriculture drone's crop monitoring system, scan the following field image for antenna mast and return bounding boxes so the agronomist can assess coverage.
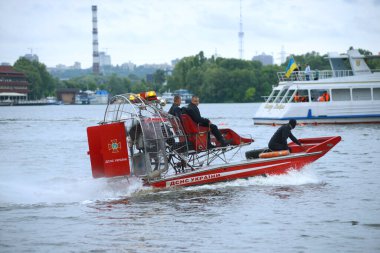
[279,45,286,64]
[238,0,244,59]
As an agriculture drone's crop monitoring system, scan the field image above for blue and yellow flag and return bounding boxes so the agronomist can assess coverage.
[285,57,298,78]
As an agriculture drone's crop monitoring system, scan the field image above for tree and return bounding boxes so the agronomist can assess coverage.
[13,57,57,99]
[103,74,131,95]
[131,79,149,94]
[152,69,166,91]
[244,87,256,102]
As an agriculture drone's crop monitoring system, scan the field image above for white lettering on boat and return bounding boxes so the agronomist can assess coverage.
[167,173,221,187]
[104,157,128,164]
[165,161,292,187]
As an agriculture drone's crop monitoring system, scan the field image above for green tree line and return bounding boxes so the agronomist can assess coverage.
[165,51,280,102]
[13,48,380,102]
[13,58,58,99]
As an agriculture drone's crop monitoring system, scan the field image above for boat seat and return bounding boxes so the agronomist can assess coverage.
[180,114,210,151]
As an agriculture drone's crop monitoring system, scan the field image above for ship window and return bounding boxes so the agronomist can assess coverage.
[292,89,309,103]
[331,89,351,101]
[373,88,380,100]
[352,88,371,101]
[310,89,330,102]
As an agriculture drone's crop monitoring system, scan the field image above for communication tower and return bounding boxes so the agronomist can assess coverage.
[238,0,244,59]
[279,45,286,64]
[92,5,100,75]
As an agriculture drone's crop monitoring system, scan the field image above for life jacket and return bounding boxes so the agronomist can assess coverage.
[323,92,330,101]
[318,96,325,102]
[294,94,300,102]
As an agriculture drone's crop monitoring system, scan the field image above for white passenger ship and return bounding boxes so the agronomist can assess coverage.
[160,91,174,104]
[253,49,380,124]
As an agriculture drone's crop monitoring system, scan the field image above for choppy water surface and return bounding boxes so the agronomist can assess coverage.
[1,104,379,253]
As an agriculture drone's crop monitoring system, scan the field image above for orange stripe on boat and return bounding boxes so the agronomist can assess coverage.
[259,150,290,158]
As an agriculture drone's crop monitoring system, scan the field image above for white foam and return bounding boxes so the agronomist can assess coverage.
[184,166,321,191]
[0,176,144,205]
[0,165,321,205]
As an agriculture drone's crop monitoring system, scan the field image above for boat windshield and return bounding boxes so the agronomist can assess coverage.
[273,88,288,103]
[266,90,280,103]
[280,89,294,103]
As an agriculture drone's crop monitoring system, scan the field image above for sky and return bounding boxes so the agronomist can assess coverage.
[1,0,380,68]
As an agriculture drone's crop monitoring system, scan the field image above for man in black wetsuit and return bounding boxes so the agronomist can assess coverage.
[186,95,231,148]
[268,119,302,151]
[168,95,182,118]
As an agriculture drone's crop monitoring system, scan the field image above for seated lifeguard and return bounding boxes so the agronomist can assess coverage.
[294,92,300,102]
[186,95,231,148]
[318,92,330,102]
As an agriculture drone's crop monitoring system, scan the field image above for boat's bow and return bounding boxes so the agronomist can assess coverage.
[289,136,341,155]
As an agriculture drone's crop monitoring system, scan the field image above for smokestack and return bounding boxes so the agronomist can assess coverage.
[92,5,100,75]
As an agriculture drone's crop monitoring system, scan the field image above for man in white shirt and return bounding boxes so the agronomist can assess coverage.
[305,64,311,81]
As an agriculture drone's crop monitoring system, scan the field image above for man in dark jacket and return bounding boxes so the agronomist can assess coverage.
[186,95,231,147]
[168,95,182,118]
[268,119,302,151]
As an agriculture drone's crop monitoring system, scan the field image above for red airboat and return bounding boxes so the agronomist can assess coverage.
[87,92,341,188]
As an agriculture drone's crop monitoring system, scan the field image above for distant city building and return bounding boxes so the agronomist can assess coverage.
[121,61,136,71]
[55,64,67,70]
[146,73,154,83]
[23,54,39,62]
[99,52,111,66]
[51,62,82,70]
[252,53,274,66]
[171,59,180,67]
[1,62,11,66]
[142,63,171,70]
[73,62,81,69]
[0,66,30,103]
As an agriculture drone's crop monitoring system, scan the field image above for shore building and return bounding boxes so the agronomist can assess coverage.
[0,66,29,104]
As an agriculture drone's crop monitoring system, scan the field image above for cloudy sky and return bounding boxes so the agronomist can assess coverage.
[1,0,379,68]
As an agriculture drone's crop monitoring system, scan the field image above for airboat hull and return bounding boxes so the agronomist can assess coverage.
[148,136,341,188]
[86,92,341,190]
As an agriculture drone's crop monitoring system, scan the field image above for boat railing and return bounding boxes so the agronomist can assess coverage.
[277,70,354,82]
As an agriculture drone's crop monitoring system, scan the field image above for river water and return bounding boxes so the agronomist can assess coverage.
[0,103,379,253]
